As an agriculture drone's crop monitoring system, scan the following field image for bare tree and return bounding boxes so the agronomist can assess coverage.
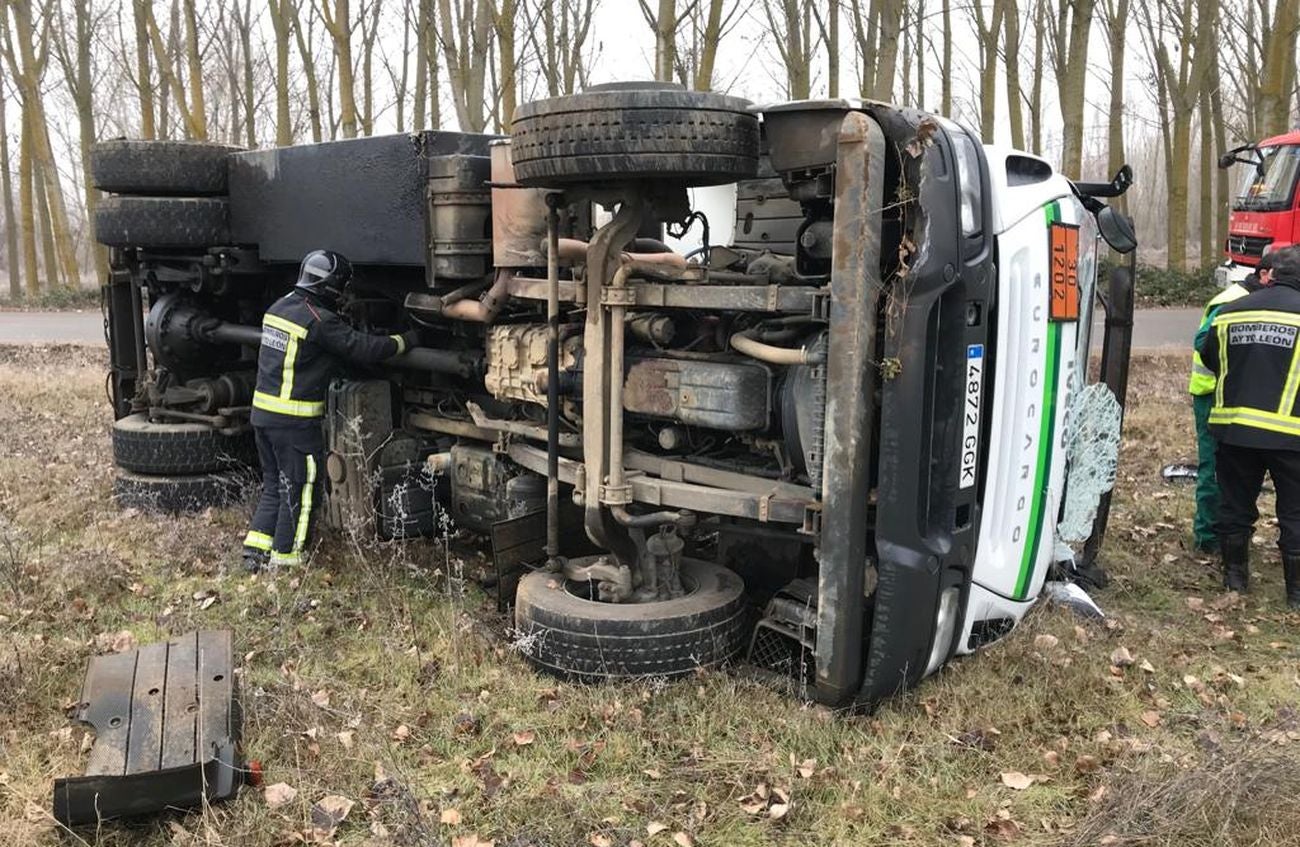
[319,0,359,138]
[676,0,738,90]
[358,0,383,134]
[292,0,324,141]
[972,0,1005,141]
[412,0,439,128]
[52,0,106,275]
[437,0,494,132]
[527,0,598,96]
[489,0,517,128]
[182,0,207,138]
[268,0,294,145]
[1050,0,1095,176]
[3,0,80,289]
[0,20,18,297]
[639,0,677,82]
[849,0,903,100]
[1099,0,1128,207]
[762,0,815,99]
[144,1,205,138]
[133,0,156,138]
[1003,0,1025,149]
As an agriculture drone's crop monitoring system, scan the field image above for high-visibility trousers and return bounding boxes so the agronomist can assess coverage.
[243,424,324,567]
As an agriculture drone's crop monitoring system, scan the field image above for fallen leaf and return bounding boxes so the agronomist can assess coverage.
[451,836,494,847]
[1074,755,1101,774]
[672,832,694,847]
[647,821,668,836]
[589,834,613,847]
[310,689,330,708]
[768,803,790,821]
[441,808,462,825]
[311,794,354,832]
[1034,634,1060,650]
[336,730,354,750]
[1139,659,1156,673]
[264,782,297,808]
[1110,647,1135,668]
[512,730,536,747]
[1000,771,1035,790]
[392,724,411,743]
[796,758,816,779]
[1140,710,1163,728]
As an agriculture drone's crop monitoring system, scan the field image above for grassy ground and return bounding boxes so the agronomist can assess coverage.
[0,285,101,311]
[1,347,1299,847]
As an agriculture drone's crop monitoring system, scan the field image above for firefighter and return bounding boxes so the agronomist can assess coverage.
[242,250,419,572]
[1188,254,1273,552]
[1198,244,1300,608]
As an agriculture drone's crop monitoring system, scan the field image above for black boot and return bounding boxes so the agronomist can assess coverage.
[1220,534,1250,592]
[1283,553,1300,609]
[242,548,269,574]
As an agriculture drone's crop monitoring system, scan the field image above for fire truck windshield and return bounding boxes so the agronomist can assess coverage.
[1234,144,1300,212]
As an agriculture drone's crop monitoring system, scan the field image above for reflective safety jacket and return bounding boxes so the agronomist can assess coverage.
[1199,280,1300,450]
[1188,281,1253,395]
[251,290,407,427]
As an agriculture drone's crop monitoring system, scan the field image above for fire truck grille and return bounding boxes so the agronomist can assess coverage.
[1225,235,1272,257]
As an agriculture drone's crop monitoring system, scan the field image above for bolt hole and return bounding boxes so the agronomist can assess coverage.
[213,674,224,682]
[186,703,199,714]
[148,687,160,696]
[109,716,123,728]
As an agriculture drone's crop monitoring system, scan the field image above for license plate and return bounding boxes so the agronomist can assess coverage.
[960,344,984,489]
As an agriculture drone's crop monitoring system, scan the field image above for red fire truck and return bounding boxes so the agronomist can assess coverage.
[1219,130,1300,285]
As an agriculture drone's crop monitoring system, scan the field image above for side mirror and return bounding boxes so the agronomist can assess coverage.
[1218,153,1236,169]
[1097,206,1137,254]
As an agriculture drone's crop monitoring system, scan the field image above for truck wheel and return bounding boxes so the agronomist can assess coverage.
[112,469,250,514]
[513,559,749,679]
[112,414,256,475]
[509,82,759,187]
[91,139,239,196]
[95,196,230,249]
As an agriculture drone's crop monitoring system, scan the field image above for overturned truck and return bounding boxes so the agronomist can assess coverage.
[95,83,1137,707]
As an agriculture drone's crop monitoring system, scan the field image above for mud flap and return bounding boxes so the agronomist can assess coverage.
[52,630,244,827]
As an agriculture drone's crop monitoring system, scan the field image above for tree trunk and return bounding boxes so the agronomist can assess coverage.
[1103,0,1127,211]
[493,0,517,128]
[827,0,838,97]
[653,0,676,81]
[0,57,18,297]
[145,4,203,139]
[5,0,81,289]
[413,0,430,127]
[360,0,383,134]
[973,0,1005,141]
[240,0,256,146]
[694,0,726,90]
[34,163,59,289]
[1056,0,1096,177]
[17,112,36,295]
[1199,87,1215,268]
[321,0,359,138]
[269,0,293,145]
[1004,0,1025,149]
[1029,0,1044,154]
[916,0,925,109]
[182,0,208,139]
[1210,57,1228,252]
[292,2,324,141]
[1259,0,1300,136]
[873,0,901,100]
[941,0,952,114]
[134,0,157,138]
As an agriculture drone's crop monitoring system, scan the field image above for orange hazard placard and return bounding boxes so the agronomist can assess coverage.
[1049,222,1080,322]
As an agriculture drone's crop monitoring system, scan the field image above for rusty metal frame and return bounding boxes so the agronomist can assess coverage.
[813,112,886,706]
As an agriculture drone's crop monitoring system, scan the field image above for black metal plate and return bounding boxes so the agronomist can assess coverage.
[53,630,243,827]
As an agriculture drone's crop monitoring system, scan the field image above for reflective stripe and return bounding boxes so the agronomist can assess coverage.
[252,390,325,417]
[1209,406,1300,436]
[1281,342,1300,416]
[293,455,317,553]
[263,313,309,339]
[1215,323,1228,409]
[269,551,302,567]
[1210,310,1300,328]
[243,530,272,551]
[390,334,406,355]
[1188,285,1248,395]
[1188,355,1217,395]
[281,336,299,399]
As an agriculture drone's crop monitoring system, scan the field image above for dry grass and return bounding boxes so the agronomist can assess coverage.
[0,347,1298,846]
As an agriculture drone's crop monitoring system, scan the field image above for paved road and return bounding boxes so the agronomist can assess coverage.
[2,307,1206,351]
[0,310,105,345]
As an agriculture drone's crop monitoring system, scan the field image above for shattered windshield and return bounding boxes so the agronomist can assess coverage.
[1234,144,1300,212]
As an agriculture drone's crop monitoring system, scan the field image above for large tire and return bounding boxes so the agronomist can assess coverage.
[112,414,256,474]
[510,82,759,187]
[113,470,250,514]
[95,196,230,249]
[91,139,239,196]
[513,559,748,679]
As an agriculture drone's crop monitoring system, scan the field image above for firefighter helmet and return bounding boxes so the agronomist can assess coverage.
[295,250,353,305]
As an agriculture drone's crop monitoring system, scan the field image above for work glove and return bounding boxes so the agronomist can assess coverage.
[399,329,421,352]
